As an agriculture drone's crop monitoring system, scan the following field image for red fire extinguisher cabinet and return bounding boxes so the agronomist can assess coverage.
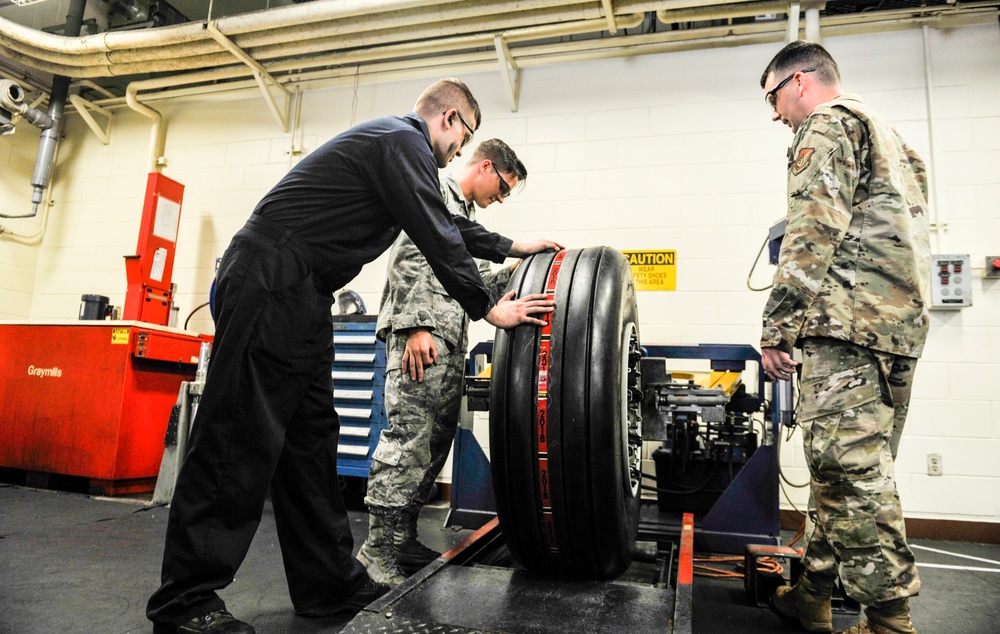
[0,321,212,496]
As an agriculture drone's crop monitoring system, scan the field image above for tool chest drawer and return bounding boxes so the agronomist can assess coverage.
[332,316,387,477]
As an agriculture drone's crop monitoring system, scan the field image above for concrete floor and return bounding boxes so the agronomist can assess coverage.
[1,482,998,634]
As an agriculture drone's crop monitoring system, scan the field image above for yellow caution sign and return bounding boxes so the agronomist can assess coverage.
[621,250,676,291]
[111,328,130,345]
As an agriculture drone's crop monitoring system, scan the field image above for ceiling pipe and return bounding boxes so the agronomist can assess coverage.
[601,0,620,33]
[654,0,768,8]
[87,13,645,110]
[6,1,591,69]
[657,1,792,23]
[0,0,633,62]
[921,24,944,253]
[79,7,990,117]
[5,14,643,78]
[29,0,87,217]
[786,3,800,41]
[0,0,459,56]
[107,12,643,167]
[3,1,997,82]
[803,1,824,42]
[0,1,654,77]
[125,81,166,174]
[0,79,54,129]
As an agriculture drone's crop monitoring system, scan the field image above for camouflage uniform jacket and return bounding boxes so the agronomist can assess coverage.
[762,94,931,358]
[377,173,514,355]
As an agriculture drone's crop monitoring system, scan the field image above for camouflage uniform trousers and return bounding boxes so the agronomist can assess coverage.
[365,331,466,511]
[796,337,920,606]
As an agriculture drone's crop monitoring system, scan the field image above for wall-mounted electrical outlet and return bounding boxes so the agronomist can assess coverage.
[927,453,943,476]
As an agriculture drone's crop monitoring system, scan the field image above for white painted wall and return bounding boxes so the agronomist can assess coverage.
[1,25,997,523]
[0,121,43,318]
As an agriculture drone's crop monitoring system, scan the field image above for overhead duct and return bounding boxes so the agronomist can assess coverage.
[0,1,993,82]
[0,0,996,129]
[0,0,88,220]
[32,0,88,216]
[0,79,54,130]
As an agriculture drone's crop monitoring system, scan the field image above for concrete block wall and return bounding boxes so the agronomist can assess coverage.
[1,24,997,523]
[0,122,43,319]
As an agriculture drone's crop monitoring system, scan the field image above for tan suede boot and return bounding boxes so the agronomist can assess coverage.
[772,573,835,633]
[832,598,917,634]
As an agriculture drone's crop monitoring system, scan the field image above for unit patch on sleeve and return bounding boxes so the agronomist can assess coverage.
[792,147,816,174]
[791,147,815,175]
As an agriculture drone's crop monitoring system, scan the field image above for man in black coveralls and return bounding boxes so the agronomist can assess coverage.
[147,78,559,634]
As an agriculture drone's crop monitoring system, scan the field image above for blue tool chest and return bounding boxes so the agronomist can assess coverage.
[332,316,387,477]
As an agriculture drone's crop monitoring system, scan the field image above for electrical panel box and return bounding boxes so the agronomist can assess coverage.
[930,254,972,309]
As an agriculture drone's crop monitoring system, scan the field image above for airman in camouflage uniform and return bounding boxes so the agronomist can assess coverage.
[360,139,552,585]
[759,42,929,634]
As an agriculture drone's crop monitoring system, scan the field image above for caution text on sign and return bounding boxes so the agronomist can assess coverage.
[621,250,676,291]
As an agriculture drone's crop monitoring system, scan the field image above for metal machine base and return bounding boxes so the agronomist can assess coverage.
[344,511,694,634]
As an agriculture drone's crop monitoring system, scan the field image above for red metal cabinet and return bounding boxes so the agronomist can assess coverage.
[0,321,212,495]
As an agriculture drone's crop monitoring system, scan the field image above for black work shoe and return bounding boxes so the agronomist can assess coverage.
[295,577,393,618]
[153,610,256,634]
[395,538,441,574]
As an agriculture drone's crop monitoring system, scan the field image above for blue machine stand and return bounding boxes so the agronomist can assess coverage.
[444,341,497,529]
[643,344,782,554]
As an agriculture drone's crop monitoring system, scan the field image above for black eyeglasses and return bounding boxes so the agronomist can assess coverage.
[453,109,475,147]
[765,68,815,110]
[491,163,512,198]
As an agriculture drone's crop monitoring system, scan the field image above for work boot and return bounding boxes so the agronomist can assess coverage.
[771,573,835,633]
[152,609,255,634]
[832,598,917,634]
[294,575,392,617]
[394,506,442,574]
[356,509,408,586]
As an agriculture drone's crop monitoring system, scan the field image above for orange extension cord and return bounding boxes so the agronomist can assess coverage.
[692,514,806,579]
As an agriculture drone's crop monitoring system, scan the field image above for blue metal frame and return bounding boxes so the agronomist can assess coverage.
[445,340,497,528]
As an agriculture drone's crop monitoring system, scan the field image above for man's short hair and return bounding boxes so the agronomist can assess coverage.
[760,41,841,89]
[470,139,527,190]
[414,78,482,129]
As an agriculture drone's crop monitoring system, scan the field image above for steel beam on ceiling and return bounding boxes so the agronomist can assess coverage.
[787,2,801,41]
[494,34,520,113]
[67,80,115,144]
[601,0,619,34]
[68,94,113,144]
[206,22,291,132]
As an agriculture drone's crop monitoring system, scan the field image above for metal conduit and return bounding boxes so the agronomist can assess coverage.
[100,7,992,113]
[0,0,646,65]
[112,8,642,77]
[2,1,997,81]
[30,0,87,217]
